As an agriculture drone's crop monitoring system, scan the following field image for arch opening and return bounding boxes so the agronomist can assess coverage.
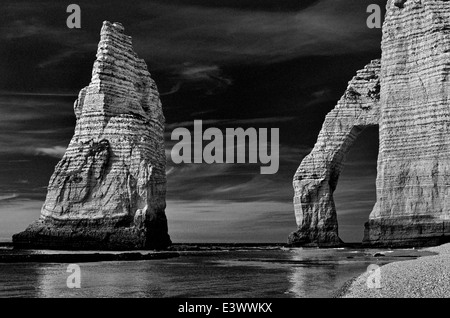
[334,125,379,243]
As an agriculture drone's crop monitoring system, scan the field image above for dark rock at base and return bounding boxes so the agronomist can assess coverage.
[363,218,450,248]
[13,219,171,250]
[287,229,344,247]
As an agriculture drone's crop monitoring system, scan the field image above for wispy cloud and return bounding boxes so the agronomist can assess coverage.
[132,0,383,66]
[0,193,19,201]
[0,15,97,68]
[166,199,295,243]
[0,95,74,157]
[163,63,233,95]
[0,198,42,242]
[165,138,309,203]
[166,116,297,130]
[0,0,384,92]
[34,146,66,158]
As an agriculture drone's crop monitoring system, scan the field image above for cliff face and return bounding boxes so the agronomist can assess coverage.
[289,60,381,247]
[290,0,450,247]
[13,21,171,250]
[365,0,450,246]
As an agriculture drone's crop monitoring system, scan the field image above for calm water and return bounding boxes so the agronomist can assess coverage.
[0,247,426,298]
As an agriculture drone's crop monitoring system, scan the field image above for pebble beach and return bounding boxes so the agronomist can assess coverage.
[340,244,450,298]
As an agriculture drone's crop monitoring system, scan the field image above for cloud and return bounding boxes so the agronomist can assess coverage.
[0,198,42,242]
[164,63,233,95]
[0,95,74,157]
[0,194,19,201]
[131,0,383,67]
[37,49,80,69]
[150,0,320,13]
[0,0,384,92]
[166,199,295,243]
[34,146,66,158]
[166,116,296,130]
[0,15,97,68]
[165,137,308,203]
[160,82,182,96]
[302,88,335,108]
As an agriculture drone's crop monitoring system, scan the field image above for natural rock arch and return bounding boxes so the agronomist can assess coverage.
[288,60,381,247]
[290,1,450,247]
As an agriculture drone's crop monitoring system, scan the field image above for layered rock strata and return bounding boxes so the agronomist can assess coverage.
[290,0,450,247]
[289,60,381,247]
[13,21,171,250]
[365,0,450,247]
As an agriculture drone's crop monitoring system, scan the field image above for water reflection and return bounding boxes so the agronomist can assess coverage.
[0,263,43,297]
[287,248,375,298]
[35,261,167,298]
[0,248,422,298]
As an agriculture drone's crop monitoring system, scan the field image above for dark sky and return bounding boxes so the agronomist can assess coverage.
[0,0,386,243]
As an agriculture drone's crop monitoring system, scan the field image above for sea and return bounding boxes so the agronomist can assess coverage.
[0,246,429,298]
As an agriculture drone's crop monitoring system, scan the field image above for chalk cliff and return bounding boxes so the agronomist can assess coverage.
[13,21,171,250]
[290,0,450,247]
[289,60,381,247]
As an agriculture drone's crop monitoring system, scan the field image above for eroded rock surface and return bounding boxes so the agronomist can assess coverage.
[365,0,450,247]
[289,60,381,247]
[290,0,450,247]
[13,21,171,250]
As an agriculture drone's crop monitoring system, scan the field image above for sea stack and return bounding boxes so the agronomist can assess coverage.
[289,0,450,247]
[13,21,171,250]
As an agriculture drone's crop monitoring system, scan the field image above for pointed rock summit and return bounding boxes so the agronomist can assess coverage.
[290,0,450,247]
[13,21,171,250]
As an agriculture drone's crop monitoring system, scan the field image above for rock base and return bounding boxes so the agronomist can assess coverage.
[13,219,171,250]
[287,229,343,247]
[363,217,450,248]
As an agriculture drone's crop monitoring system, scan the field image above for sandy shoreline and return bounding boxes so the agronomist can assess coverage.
[339,243,450,298]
